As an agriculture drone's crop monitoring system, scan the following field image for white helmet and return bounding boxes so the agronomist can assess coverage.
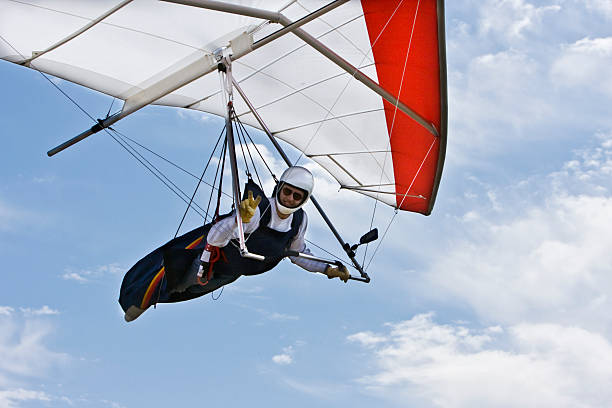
[275,166,314,215]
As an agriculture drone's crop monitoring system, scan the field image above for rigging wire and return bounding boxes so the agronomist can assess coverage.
[365,138,436,271]
[234,118,252,177]
[156,131,230,307]
[208,140,231,303]
[232,111,263,188]
[204,138,228,223]
[227,111,274,245]
[364,0,420,268]
[111,127,231,200]
[236,118,277,182]
[0,34,97,125]
[110,128,212,219]
[2,33,224,222]
[173,127,226,238]
[364,3,440,273]
[106,98,116,119]
[240,129,262,186]
[111,131,205,217]
[365,209,398,271]
[305,238,352,268]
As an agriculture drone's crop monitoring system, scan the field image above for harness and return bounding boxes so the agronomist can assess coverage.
[119,180,304,310]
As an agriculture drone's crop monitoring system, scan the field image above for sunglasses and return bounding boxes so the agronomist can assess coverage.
[281,186,304,201]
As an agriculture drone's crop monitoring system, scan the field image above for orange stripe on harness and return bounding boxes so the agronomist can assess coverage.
[141,267,165,309]
[140,234,205,309]
[186,235,203,249]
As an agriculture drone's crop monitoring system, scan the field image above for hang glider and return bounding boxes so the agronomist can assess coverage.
[2,0,448,287]
[1,0,447,214]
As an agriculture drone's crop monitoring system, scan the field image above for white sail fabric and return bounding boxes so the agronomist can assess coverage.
[0,0,446,214]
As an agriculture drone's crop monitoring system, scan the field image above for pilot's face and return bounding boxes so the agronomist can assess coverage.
[279,184,305,208]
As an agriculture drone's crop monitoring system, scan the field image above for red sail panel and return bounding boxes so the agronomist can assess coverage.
[362,0,443,214]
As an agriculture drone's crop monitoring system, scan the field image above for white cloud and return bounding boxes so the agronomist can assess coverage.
[0,388,51,408]
[19,306,60,316]
[97,263,124,275]
[61,263,125,283]
[554,131,612,189]
[0,307,14,316]
[273,345,295,365]
[551,37,612,95]
[268,312,299,321]
[429,193,612,327]
[32,175,56,184]
[272,353,293,365]
[479,0,561,41]
[444,2,612,166]
[447,47,557,164]
[422,135,612,329]
[272,342,307,366]
[349,313,612,408]
[586,0,612,18]
[0,319,69,379]
[462,49,540,119]
[62,272,89,283]
[347,124,612,404]
[346,331,387,348]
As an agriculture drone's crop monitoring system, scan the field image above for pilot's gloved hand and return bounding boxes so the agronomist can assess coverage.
[239,190,261,223]
[325,264,350,283]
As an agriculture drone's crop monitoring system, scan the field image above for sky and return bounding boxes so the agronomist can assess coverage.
[2,0,612,407]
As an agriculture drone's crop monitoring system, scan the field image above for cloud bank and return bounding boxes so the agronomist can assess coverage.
[349,313,612,408]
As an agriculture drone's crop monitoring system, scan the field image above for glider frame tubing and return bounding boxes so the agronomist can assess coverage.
[218,54,264,263]
[218,55,369,282]
[41,1,377,281]
[231,77,370,283]
[217,101,351,271]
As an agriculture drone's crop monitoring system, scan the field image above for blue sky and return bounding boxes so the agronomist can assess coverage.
[2,1,612,407]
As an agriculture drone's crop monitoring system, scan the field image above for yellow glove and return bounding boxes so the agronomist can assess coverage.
[239,190,261,223]
[325,264,350,283]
